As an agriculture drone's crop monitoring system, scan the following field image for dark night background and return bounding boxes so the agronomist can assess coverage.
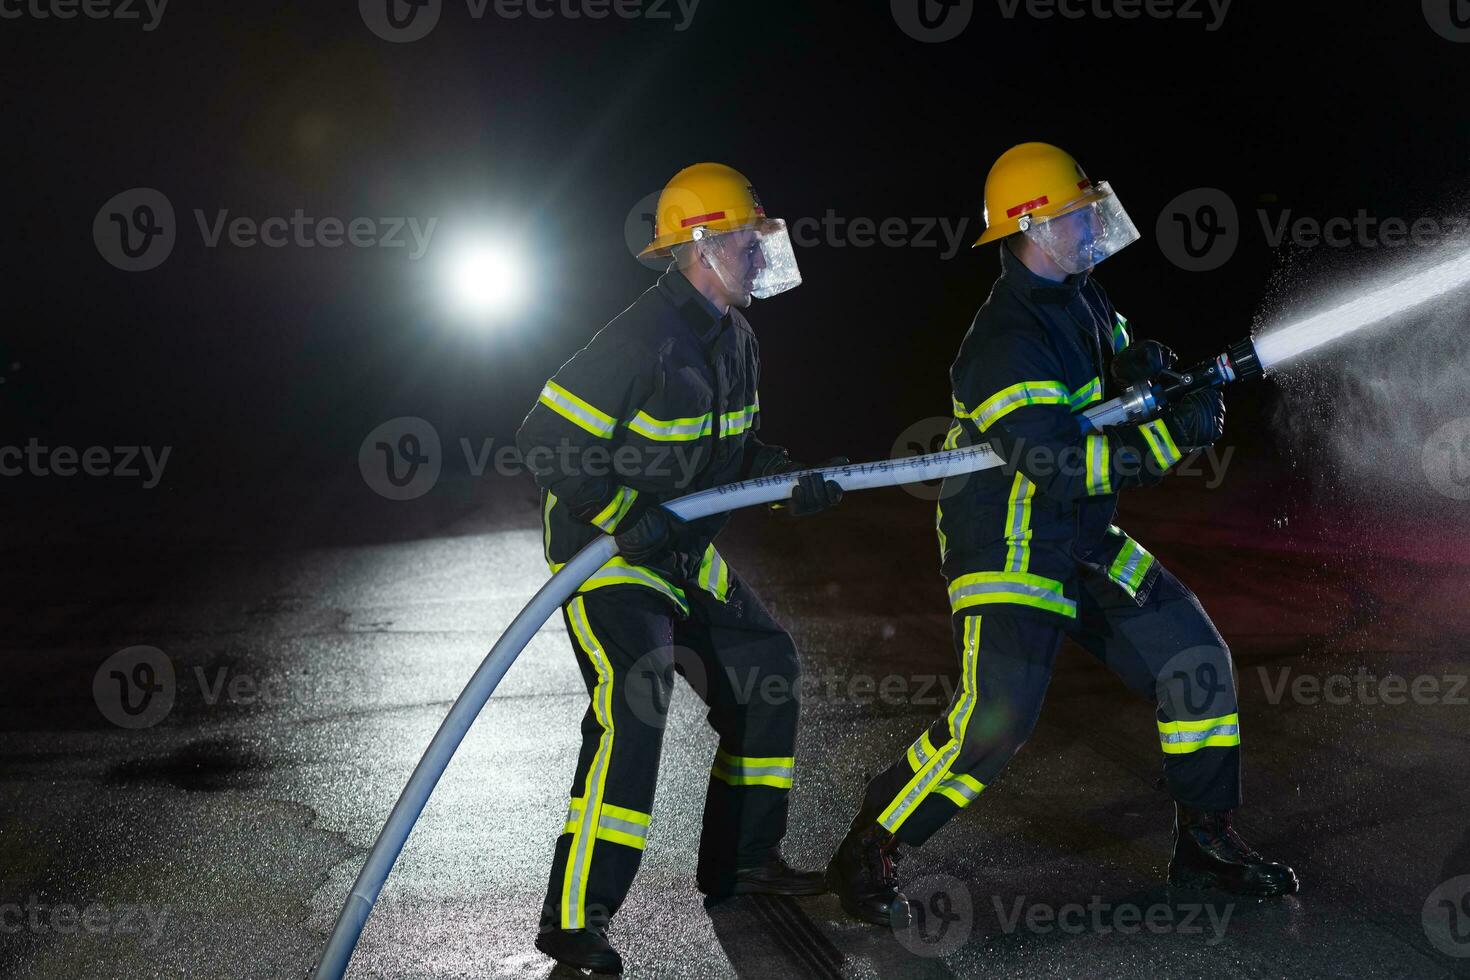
[4,0,1467,501]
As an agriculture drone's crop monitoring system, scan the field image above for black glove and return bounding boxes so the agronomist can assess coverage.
[1162,388,1225,451]
[614,506,688,565]
[770,456,847,518]
[1112,340,1177,387]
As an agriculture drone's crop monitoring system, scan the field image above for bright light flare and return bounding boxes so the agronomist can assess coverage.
[444,241,526,321]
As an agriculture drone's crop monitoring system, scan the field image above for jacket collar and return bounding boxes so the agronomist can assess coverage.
[998,241,1090,305]
[658,267,727,344]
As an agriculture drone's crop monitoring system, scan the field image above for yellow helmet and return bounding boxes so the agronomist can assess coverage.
[973,142,1097,247]
[639,162,768,258]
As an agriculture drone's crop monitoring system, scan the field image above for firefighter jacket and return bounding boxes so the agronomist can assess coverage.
[937,245,1188,625]
[516,269,791,615]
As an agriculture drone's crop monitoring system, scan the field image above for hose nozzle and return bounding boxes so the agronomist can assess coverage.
[1081,335,1266,432]
[1220,336,1265,384]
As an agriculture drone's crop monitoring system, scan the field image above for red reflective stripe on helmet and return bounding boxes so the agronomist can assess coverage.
[1078,179,1092,190]
[1005,195,1049,219]
[680,211,727,228]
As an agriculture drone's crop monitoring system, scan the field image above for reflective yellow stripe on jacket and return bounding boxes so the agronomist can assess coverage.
[955,380,1071,434]
[1139,418,1183,469]
[589,486,639,533]
[551,557,690,616]
[538,381,617,439]
[626,399,760,443]
[1107,529,1156,597]
[697,544,731,602]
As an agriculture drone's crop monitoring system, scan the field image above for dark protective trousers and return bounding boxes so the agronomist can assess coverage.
[541,572,802,931]
[861,565,1243,848]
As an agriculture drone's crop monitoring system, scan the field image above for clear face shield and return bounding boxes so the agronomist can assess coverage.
[692,219,802,306]
[1018,181,1141,276]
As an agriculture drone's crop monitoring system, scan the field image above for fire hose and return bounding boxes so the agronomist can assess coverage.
[314,337,1267,978]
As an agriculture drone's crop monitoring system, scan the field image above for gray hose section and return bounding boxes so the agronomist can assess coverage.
[312,440,1026,978]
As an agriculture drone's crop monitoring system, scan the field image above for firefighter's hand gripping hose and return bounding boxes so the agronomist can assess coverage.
[314,443,1014,978]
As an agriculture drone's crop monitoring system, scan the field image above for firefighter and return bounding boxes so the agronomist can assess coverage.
[518,163,844,973]
[826,142,1299,926]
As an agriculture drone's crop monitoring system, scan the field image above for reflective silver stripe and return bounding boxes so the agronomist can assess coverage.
[713,753,795,780]
[599,814,648,840]
[712,749,795,787]
[720,403,758,436]
[887,742,958,825]
[1141,419,1182,468]
[879,617,980,832]
[1069,378,1102,409]
[1114,541,1148,588]
[563,598,615,929]
[1087,435,1110,495]
[628,411,712,441]
[948,577,1077,616]
[1004,474,1034,573]
[539,383,616,438]
[975,382,1071,431]
[699,546,728,600]
[582,567,679,599]
[719,763,792,778]
[1160,723,1240,745]
[938,776,982,804]
[565,804,648,846]
[590,485,637,533]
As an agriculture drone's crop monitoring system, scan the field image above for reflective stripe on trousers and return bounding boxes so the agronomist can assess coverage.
[1158,713,1240,754]
[561,596,616,929]
[564,796,652,851]
[711,747,794,790]
[879,616,987,832]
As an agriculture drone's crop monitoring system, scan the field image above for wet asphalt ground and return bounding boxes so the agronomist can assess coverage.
[4,459,1470,979]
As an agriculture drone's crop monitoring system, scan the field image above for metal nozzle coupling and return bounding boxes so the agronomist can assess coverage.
[1221,337,1265,384]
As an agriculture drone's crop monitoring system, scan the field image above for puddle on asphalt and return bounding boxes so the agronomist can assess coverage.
[105,735,275,792]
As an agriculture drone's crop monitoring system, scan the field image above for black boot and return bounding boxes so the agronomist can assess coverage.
[826,810,912,927]
[724,854,828,897]
[1169,804,1299,897]
[534,926,624,974]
